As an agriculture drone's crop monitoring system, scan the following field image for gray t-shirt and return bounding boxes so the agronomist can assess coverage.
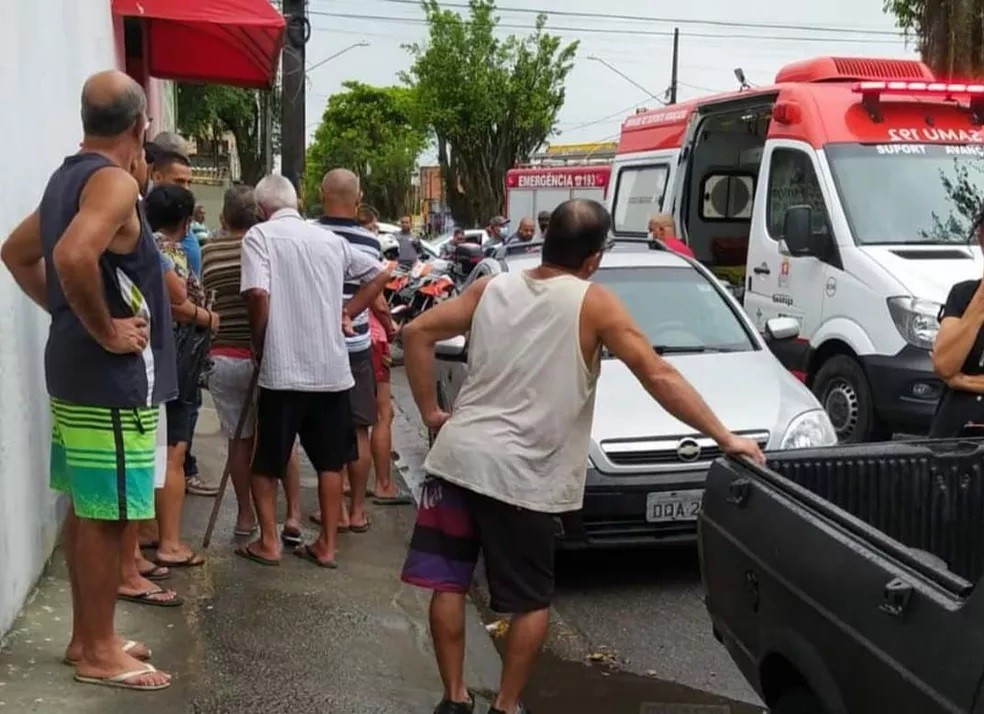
[395,230,418,264]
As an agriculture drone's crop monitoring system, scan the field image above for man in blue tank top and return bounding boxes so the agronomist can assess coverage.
[1,70,176,692]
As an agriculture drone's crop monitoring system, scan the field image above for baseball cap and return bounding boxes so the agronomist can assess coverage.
[489,216,509,228]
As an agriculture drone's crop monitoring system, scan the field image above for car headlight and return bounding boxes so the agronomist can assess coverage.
[780,410,838,449]
[887,296,941,350]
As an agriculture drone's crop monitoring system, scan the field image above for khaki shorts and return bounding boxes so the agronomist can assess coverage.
[209,355,257,439]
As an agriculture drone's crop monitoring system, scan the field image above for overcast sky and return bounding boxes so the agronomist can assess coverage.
[302,0,916,153]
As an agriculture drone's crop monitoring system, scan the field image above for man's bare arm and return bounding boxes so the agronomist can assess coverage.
[1,210,47,311]
[944,372,984,393]
[344,271,391,321]
[370,293,395,333]
[934,285,984,379]
[403,277,491,424]
[52,168,139,346]
[244,289,269,362]
[585,284,754,457]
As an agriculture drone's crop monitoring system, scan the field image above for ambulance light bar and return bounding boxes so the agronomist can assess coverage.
[853,81,984,95]
[852,81,984,124]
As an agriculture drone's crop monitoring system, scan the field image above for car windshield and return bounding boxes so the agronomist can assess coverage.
[826,143,984,245]
[592,266,756,354]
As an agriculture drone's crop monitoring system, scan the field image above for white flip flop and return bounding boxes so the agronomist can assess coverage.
[62,639,151,666]
[74,664,171,691]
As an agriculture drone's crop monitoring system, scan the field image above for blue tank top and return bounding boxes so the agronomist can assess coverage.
[40,153,178,408]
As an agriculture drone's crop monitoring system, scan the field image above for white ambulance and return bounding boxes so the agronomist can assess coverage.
[608,56,984,442]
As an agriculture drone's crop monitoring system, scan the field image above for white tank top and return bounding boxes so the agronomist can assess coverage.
[424,271,600,513]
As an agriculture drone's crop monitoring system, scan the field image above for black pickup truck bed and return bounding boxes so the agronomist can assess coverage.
[699,438,984,714]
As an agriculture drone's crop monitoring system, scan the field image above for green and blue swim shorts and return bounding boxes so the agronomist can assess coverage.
[49,398,159,521]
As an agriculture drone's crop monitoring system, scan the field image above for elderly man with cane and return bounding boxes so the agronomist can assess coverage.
[227,174,390,568]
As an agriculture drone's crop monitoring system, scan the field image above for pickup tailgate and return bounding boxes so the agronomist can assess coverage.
[698,447,984,714]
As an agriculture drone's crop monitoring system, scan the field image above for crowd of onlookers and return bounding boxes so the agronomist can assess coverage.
[0,70,414,692]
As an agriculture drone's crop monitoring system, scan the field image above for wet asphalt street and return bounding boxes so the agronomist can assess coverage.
[390,368,765,713]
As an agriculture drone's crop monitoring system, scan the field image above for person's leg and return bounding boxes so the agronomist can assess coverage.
[242,389,298,563]
[298,391,357,565]
[118,522,179,605]
[283,443,302,532]
[62,509,83,659]
[230,437,257,533]
[250,474,282,559]
[492,609,550,712]
[371,378,397,498]
[54,401,169,687]
[212,356,257,532]
[308,468,343,564]
[347,427,371,529]
[346,351,376,530]
[155,440,202,565]
[430,591,471,704]
[183,389,201,477]
[469,493,557,713]
[399,477,480,709]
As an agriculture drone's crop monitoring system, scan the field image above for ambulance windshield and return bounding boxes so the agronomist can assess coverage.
[826,143,984,245]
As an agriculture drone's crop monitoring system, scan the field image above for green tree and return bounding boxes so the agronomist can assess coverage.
[885,0,984,78]
[176,84,279,186]
[304,81,428,218]
[886,2,984,234]
[404,0,578,226]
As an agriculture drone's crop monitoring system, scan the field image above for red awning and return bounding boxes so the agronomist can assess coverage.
[112,0,286,90]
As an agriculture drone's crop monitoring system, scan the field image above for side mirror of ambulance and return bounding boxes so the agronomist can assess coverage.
[435,334,468,362]
[765,316,800,342]
[781,205,814,257]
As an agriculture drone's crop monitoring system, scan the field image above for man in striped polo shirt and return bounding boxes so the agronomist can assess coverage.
[316,169,393,533]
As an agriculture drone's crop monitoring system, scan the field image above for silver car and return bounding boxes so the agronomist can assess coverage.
[432,245,837,548]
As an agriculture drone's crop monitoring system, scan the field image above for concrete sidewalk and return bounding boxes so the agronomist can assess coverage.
[0,401,501,713]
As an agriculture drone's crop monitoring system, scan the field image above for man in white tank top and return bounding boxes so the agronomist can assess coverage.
[399,199,764,714]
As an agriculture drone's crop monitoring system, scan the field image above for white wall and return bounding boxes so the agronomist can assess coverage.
[0,0,122,636]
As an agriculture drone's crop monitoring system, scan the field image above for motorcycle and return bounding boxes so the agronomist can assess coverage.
[391,258,457,326]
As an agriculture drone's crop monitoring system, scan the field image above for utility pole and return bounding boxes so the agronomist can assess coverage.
[262,92,274,174]
[281,0,308,191]
[669,28,679,104]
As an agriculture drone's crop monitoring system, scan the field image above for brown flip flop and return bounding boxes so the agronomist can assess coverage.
[154,552,205,568]
[234,544,280,567]
[294,544,338,569]
[117,588,184,608]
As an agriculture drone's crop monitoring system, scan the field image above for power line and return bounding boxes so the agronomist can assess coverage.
[559,102,648,131]
[679,81,723,94]
[357,0,899,36]
[307,10,907,44]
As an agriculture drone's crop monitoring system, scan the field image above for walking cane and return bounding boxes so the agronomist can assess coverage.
[201,362,261,549]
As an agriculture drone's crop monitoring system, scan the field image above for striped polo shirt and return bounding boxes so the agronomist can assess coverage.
[316,217,381,354]
[202,232,252,355]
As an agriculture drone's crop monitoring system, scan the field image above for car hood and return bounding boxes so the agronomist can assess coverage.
[591,351,806,443]
[862,246,983,304]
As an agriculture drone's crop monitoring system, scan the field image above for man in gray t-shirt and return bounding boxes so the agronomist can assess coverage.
[395,214,420,267]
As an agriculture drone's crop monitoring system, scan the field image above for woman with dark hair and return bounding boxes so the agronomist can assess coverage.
[143,184,218,568]
[930,205,984,437]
